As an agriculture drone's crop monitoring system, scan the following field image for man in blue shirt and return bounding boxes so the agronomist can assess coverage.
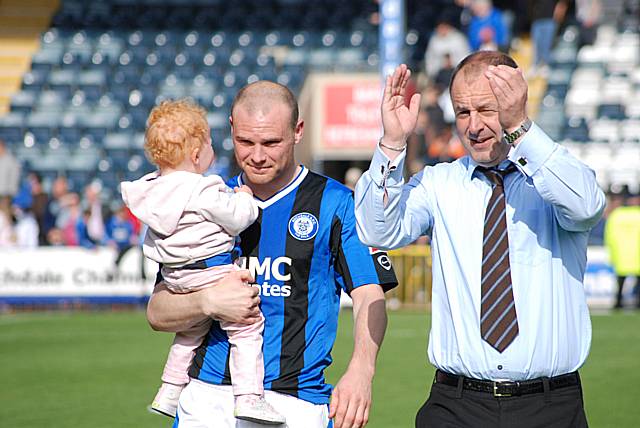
[354,52,605,427]
[146,81,397,428]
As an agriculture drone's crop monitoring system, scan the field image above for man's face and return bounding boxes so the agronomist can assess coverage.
[451,66,509,167]
[231,103,302,187]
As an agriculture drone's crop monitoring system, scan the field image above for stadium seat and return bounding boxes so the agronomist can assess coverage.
[10,91,38,114]
[620,119,640,142]
[26,112,62,144]
[4,0,388,194]
[0,112,25,143]
[597,104,626,120]
[563,117,590,142]
[21,70,49,92]
[589,119,620,143]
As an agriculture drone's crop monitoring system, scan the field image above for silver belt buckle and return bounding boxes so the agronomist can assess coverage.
[493,381,512,397]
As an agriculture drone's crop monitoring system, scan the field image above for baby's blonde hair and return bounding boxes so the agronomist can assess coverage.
[144,99,209,169]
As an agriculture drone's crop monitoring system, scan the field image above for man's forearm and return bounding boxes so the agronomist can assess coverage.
[348,284,388,376]
[147,271,262,332]
[146,282,208,332]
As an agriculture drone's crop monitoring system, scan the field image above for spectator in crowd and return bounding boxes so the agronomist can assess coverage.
[105,203,137,264]
[589,188,625,245]
[11,178,33,215]
[76,209,98,249]
[529,0,568,77]
[57,193,82,246]
[82,181,105,245]
[604,192,640,309]
[424,14,470,79]
[575,0,601,46]
[344,166,363,190]
[468,0,508,51]
[433,54,456,93]
[12,203,39,248]
[28,173,51,245]
[0,139,21,202]
[46,176,70,244]
[0,197,14,246]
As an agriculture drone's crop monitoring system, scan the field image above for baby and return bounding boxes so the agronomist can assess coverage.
[121,99,284,425]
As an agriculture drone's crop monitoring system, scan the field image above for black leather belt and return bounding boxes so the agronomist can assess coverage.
[435,370,580,397]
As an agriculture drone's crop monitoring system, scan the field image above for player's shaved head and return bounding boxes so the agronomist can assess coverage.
[231,81,299,129]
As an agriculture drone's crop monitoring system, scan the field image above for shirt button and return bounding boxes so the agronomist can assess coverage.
[497,365,503,370]
[517,157,527,166]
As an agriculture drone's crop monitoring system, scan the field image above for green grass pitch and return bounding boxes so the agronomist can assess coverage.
[1,310,639,427]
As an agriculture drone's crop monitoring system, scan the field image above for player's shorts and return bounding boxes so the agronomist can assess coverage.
[173,379,332,428]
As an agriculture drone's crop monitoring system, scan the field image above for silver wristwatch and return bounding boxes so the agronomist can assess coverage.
[503,118,532,145]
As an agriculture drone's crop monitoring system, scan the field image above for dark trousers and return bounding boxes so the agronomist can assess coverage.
[415,374,588,428]
[615,275,640,308]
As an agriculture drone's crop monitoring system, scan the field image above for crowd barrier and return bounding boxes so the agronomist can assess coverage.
[0,245,626,309]
[0,247,156,307]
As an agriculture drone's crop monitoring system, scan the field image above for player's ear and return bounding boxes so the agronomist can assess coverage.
[293,120,304,145]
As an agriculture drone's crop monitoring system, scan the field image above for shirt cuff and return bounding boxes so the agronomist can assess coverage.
[369,143,406,188]
[508,122,557,177]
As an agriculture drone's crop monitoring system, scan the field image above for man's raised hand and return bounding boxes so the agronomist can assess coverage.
[484,65,528,132]
[381,64,421,149]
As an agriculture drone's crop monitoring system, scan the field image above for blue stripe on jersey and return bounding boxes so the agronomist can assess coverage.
[297,179,340,402]
[257,186,297,389]
[331,180,382,288]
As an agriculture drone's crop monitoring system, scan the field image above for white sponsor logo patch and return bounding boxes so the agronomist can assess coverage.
[238,256,293,297]
[376,254,392,271]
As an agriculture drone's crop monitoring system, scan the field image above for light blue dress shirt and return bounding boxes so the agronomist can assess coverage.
[354,123,606,381]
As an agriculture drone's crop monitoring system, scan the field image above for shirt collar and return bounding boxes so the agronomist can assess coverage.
[464,157,514,181]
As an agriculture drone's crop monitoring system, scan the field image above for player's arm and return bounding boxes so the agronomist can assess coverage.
[146,270,261,332]
[330,284,387,428]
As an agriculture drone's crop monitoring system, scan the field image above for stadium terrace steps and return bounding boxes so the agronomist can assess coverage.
[0,0,60,114]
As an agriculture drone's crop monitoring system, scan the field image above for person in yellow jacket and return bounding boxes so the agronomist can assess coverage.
[604,193,640,309]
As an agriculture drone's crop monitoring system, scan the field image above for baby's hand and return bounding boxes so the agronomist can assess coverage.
[235,185,253,196]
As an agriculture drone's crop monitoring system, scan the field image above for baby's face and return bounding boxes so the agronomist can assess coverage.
[195,135,215,174]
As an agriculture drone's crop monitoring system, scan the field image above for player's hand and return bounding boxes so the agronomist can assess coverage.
[381,64,421,148]
[329,366,373,428]
[234,185,253,196]
[199,270,261,324]
[484,65,528,132]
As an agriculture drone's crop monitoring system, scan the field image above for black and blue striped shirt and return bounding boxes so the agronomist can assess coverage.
[188,166,397,404]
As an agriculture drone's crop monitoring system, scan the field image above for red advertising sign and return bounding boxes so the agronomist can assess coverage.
[322,81,382,150]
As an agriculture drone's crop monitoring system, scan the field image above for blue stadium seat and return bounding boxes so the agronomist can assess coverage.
[35,90,70,112]
[47,69,76,95]
[0,112,25,143]
[545,83,569,99]
[26,112,62,144]
[563,118,590,142]
[21,70,49,92]
[31,49,63,72]
[16,0,382,193]
[10,91,38,114]
[597,104,626,120]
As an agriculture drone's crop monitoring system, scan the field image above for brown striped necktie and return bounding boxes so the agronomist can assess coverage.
[478,164,519,353]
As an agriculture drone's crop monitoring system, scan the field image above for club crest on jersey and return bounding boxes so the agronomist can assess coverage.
[288,212,319,241]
